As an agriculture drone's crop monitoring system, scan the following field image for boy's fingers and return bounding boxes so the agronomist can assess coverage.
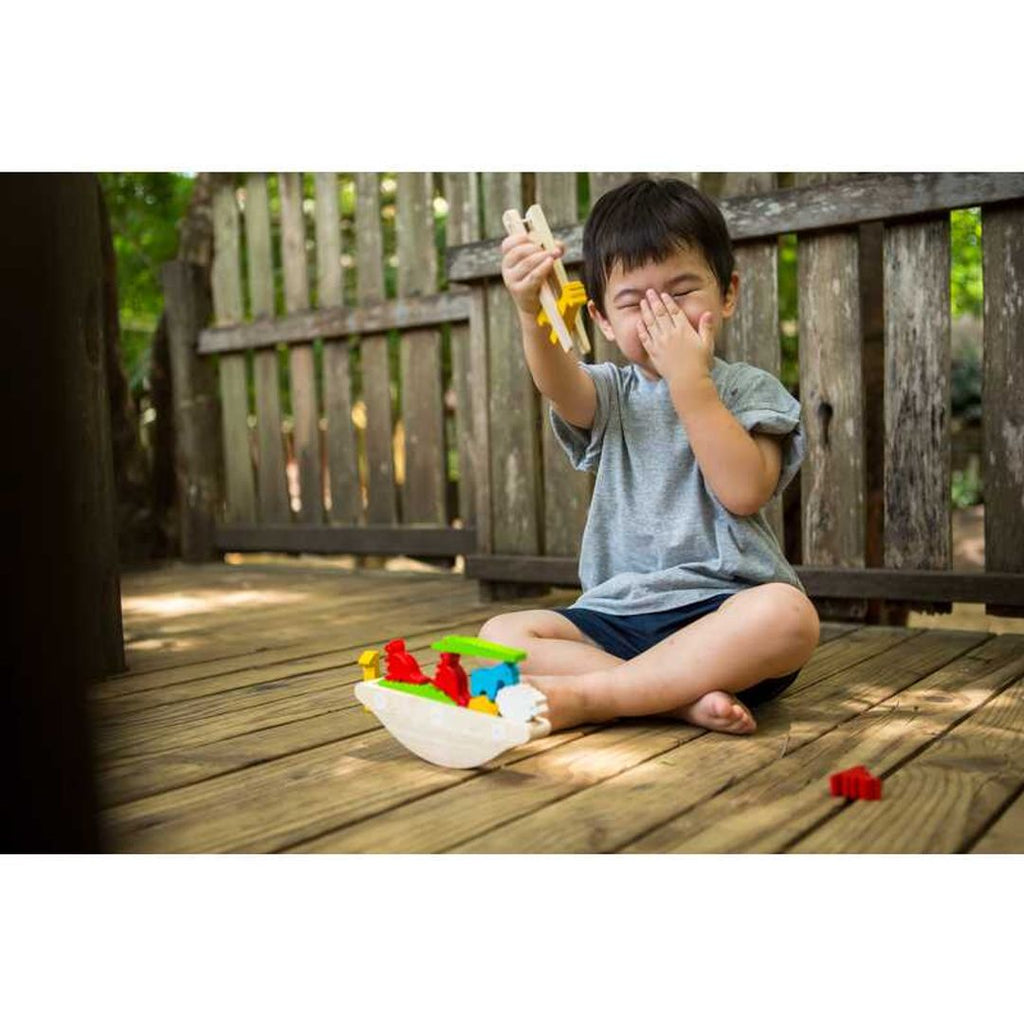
[660,292,683,318]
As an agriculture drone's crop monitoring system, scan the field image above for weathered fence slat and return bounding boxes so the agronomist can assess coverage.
[161,260,222,560]
[982,200,1024,617]
[211,176,256,522]
[279,173,322,524]
[797,202,865,600]
[537,172,591,558]
[720,172,784,546]
[313,172,361,525]
[482,172,544,569]
[198,292,470,353]
[883,214,952,610]
[397,172,446,525]
[443,172,485,532]
[244,173,290,523]
[354,171,397,525]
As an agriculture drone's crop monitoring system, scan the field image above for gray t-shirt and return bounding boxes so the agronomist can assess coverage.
[550,356,806,615]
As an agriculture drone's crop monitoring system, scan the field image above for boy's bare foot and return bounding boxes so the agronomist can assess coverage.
[670,691,757,734]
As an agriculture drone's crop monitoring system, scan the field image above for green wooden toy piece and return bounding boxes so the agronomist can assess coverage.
[377,679,457,705]
[430,635,527,663]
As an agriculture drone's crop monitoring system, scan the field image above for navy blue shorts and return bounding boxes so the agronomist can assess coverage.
[555,593,800,707]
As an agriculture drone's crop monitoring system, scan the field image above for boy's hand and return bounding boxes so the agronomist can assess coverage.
[500,233,563,317]
[638,289,715,389]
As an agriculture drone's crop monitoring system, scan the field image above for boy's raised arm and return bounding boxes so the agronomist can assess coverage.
[500,232,596,430]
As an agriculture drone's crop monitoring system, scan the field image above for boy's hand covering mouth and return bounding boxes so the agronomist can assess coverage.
[637,289,715,388]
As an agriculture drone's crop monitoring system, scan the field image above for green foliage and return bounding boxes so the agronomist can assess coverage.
[98,173,194,394]
[951,207,983,318]
[952,465,983,508]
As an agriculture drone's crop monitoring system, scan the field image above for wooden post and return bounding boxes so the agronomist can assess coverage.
[396,172,446,526]
[279,173,322,524]
[796,172,867,622]
[314,172,361,526]
[720,173,785,547]
[536,172,592,559]
[1,173,121,850]
[161,259,224,561]
[883,214,952,614]
[444,172,487,535]
[354,172,398,526]
[211,175,257,523]
[245,173,291,524]
[481,171,546,600]
[981,200,1023,617]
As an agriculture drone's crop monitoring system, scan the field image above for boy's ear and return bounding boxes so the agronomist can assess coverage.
[588,299,616,341]
[721,271,740,320]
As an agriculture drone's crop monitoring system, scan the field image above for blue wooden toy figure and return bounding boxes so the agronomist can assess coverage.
[469,662,519,703]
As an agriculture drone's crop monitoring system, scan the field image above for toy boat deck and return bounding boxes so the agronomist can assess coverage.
[355,677,551,769]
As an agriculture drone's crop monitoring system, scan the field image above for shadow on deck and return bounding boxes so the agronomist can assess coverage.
[95,561,1024,853]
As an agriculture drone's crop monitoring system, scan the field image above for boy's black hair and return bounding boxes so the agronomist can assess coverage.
[583,177,735,315]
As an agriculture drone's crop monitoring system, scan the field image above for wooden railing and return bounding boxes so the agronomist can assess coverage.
[169,171,1024,616]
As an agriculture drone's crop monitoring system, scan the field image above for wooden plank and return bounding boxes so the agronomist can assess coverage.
[354,172,397,524]
[313,172,361,525]
[443,172,485,531]
[291,723,697,852]
[883,214,952,610]
[982,200,1024,616]
[278,173,322,524]
[160,260,222,560]
[482,173,544,565]
[211,175,256,522]
[449,629,987,852]
[720,173,784,546]
[396,172,446,524]
[198,292,471,353]
[536,172,592,558]
[790,673,1024,853]
[243,173,290,523]
[462,555,1024,604]
[797,180,865,617]
[214,523,475,556]
[970,788,1024,853]
[447,173,1024,282]
[101,701,586,853]
[624,633,1024,852]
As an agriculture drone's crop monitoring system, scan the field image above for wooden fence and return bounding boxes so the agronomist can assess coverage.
[168,171,1024,617]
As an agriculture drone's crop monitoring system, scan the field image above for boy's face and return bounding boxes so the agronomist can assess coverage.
[589,246,739,381]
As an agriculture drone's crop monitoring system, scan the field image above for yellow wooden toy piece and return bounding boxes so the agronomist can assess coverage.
[467,695,499,716]
[358,649,381,682]
[537,280,587,347]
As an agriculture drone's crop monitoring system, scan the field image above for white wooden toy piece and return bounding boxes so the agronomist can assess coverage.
[502,204,591,356]
[355,680,551,769]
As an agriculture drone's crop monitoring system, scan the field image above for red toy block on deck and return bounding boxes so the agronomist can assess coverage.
[829,765,883,801]
[384,638,432,685]
[432,652,470,707]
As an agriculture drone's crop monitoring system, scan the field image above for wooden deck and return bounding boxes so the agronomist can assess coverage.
[94,562,1024,853]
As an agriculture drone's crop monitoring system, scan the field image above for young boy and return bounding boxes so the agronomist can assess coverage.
[480,177,820,735]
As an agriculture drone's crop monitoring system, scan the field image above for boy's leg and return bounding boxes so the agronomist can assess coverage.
[478,609,625,676]
[521,583,819,732]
